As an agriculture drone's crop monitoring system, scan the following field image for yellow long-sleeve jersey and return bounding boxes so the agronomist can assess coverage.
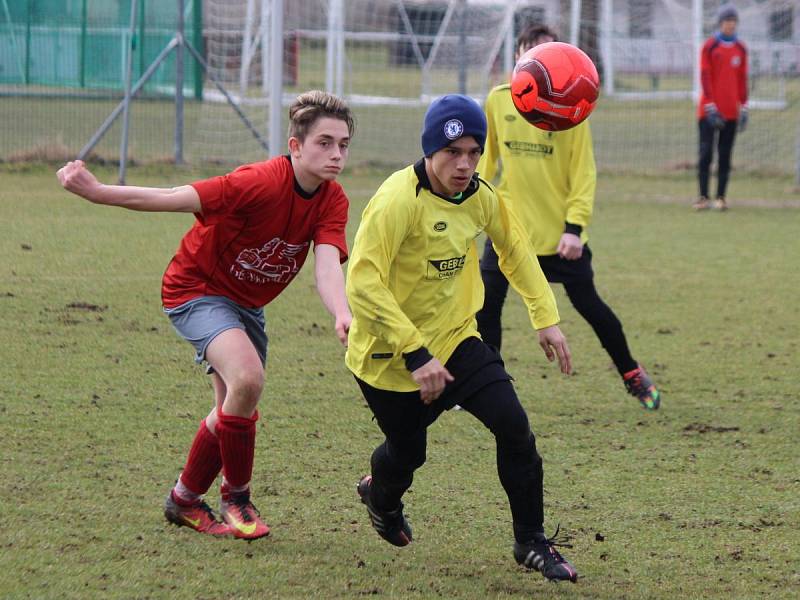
[345,160,560,391]
[478,84,596,256]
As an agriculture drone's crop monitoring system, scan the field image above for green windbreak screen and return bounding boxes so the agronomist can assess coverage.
[0,0,200,93]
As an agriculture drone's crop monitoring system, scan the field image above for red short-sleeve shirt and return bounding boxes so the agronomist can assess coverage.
[161,155,349,309]
[698,36,748,120]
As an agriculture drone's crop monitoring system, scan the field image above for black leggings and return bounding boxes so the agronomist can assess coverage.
[698,117,737,199]
[477,268,637,375]
[358,366,545,543]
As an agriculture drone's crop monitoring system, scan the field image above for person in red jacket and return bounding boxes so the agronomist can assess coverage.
[693,4,748,211]
[57,90,354,539]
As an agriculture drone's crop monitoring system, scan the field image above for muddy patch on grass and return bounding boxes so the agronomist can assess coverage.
[682,422,740,434]
[44,301,108,326]
[65,301,107,312]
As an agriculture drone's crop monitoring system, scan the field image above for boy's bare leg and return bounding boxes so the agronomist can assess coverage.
[204,329,270,539]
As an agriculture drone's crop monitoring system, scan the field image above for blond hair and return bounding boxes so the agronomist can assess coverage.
[288,90,355,141]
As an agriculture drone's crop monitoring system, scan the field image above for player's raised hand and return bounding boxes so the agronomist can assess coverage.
[57,160,102,201]
[411,357,454,404]
[537,325,572,375]
[556,232,583,260]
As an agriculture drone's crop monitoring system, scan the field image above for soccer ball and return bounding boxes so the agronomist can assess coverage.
[510,42,599,131]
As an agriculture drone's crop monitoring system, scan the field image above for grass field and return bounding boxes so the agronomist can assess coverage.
[1,163,799,599]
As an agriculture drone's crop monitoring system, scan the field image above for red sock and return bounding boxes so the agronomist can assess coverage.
[178,419,222,496]
[220,480,250,502]
[216,409,259,490]
[623,365,642,380]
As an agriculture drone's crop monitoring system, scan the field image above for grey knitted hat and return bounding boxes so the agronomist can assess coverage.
[717,3,739,24]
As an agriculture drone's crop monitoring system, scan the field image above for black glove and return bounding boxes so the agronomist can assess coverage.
[738,105,748,133]
[704,103,724,130]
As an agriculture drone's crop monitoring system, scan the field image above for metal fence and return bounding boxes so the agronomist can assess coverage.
[1,0,799,178]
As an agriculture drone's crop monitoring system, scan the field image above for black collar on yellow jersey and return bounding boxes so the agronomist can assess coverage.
[413,159,485,205]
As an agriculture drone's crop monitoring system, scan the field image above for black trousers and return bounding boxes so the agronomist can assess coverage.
[698,117,737,199]
[476,239,637,375]
[356,337,545,544]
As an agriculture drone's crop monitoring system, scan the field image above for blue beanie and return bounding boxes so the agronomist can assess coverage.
[421,94,487,156]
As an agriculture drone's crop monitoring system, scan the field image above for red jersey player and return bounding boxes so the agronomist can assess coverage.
[694,3,748,211]
[57,90,354,539]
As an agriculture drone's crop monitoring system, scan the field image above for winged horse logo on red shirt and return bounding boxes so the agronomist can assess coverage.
[235,238,309,283]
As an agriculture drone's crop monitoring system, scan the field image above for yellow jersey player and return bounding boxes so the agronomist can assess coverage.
[346,94,578,582]
[476,24,660,410]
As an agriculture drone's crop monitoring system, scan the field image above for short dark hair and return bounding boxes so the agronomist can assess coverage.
[288,90,355,141]
[516,23,559,54]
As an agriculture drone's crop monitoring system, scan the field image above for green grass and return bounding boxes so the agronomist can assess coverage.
[1,163,799,599]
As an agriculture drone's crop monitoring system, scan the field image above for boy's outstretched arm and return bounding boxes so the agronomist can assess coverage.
[57,160,201,213]
[314,243,352,347]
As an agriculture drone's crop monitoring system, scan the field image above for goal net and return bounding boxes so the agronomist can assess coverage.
[187,0,519,165]
[577,0,795,174]
[0,0,796,176]
[189,0,798,175]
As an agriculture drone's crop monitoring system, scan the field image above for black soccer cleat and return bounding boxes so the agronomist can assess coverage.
[623,364,661,410]
[357,475,412,547]
[513,526,578,583]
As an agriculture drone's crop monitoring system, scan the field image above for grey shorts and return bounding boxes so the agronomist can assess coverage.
[164,296,268,370]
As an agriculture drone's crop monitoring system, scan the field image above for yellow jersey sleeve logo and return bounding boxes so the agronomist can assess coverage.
[426,255,466,280]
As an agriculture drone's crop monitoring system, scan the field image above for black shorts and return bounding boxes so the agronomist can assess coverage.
[356,337,512,412]
[481,237,594,284]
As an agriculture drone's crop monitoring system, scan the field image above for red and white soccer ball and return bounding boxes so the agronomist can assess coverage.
[510,42,599,131]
